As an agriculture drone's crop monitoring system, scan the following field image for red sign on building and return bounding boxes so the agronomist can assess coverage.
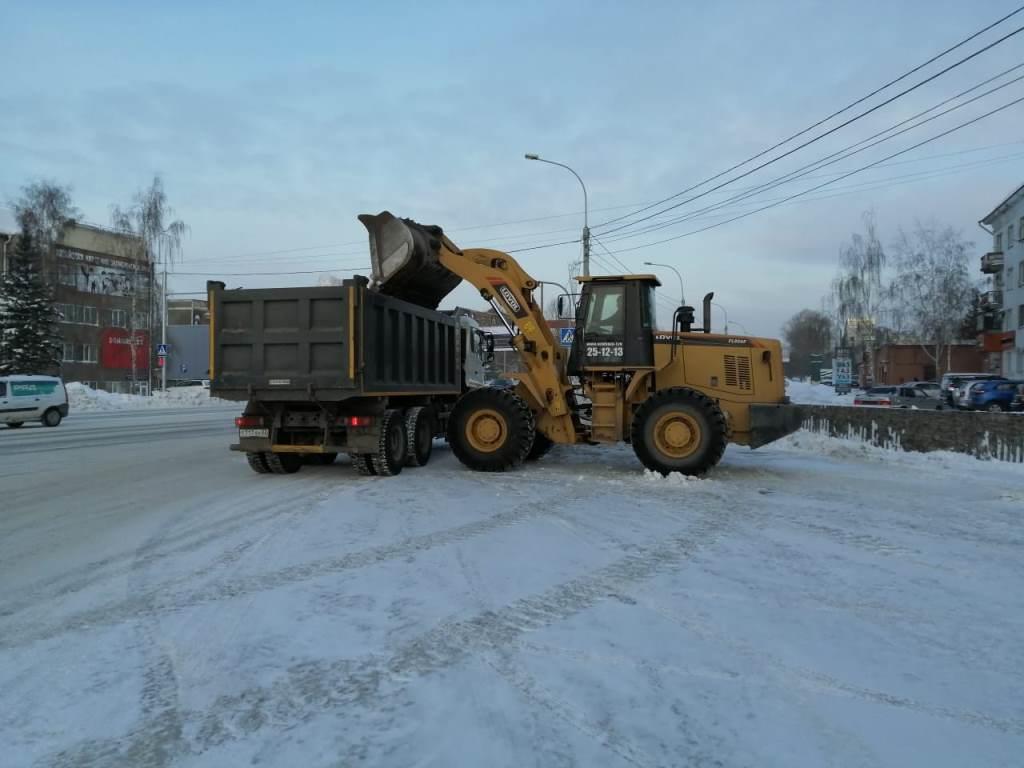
[100,328,150,369]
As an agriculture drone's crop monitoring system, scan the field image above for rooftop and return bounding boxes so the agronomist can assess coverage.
[980,181,1024,226]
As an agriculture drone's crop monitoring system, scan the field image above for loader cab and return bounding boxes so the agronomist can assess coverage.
[567,275,659,375]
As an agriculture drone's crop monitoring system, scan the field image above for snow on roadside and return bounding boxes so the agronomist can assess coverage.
[785,378,856,405]
[67,383,233,412]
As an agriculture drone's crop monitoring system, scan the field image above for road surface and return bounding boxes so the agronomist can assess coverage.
[1,408,1023,767]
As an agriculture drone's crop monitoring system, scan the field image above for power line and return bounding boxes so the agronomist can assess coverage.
[172,267,368,277]
[591,4,1024,231]
[594,22,1024,238]
[603,67,1024,243]
[605,93,1024,255]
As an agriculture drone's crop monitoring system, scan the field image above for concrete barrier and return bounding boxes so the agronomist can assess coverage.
[800,405,1024,463]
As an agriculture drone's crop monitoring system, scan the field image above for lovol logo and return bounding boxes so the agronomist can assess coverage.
[497,284,526,318]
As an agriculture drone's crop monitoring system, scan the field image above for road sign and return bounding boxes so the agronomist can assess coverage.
[833,356,853,394]
[157,343,169,357]
[558,327,575,346]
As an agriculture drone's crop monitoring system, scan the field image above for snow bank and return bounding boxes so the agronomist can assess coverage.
[786,378,856,405]
[67,384,232,412]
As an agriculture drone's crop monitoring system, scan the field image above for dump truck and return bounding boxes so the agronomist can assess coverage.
[208,277,493,475]
[358,211,803,475]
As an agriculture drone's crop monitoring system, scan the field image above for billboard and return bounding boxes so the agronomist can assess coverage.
[100,329,150,370]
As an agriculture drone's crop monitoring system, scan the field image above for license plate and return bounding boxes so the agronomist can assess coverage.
[239,428,269,439]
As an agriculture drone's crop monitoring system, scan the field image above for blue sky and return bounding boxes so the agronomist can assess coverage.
[3,0,1024,335]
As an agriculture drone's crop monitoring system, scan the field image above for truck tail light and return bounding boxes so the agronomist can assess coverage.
[235,416,264,428]
[344,416,373,427]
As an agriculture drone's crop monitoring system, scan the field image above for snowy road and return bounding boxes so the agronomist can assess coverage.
[1,409,1023,767]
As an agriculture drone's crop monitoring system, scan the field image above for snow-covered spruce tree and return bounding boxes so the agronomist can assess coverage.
[0,230,63,375]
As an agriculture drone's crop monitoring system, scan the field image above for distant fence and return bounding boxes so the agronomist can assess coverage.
[800,405,1024,463]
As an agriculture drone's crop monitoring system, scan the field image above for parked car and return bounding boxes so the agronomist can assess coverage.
[967,379,1024,412]
[1013,383,1024,412]
[939,372,1004,407]
[0,375,69,428]
[854,382,945,409]
[956,378,1005,409]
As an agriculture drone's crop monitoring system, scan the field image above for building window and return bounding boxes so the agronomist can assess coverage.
[1019,216,1024,241]
[133,311,150,329]
[1011,224,1016,248]
[111,309,128,328]
[58,262,78,287]
[61,343,97,363]
[996,232,1003,251]
[1019,260,1024,287]
[57,303,99,325]
[1019,305,1024,329]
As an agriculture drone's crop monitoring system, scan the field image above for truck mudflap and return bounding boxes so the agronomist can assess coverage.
[747,403,804,449]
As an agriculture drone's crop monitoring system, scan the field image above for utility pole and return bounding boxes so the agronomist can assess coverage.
[160,235,168,393]
[525,154,590,276]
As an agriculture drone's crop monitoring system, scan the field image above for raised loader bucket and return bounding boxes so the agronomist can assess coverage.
[357,211,462,309]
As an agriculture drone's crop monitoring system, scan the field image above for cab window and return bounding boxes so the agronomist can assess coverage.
[584,285,625,335]
[0,382,6,396]
[641,285,656,330]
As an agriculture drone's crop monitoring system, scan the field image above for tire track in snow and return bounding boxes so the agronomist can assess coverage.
[0,477,339,619]
[44,508,731,766]
[2,500,565,650]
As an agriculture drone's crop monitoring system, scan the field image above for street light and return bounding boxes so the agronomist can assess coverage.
[643,261,685,305]
[525,153,590,276]
[711,302,729,334]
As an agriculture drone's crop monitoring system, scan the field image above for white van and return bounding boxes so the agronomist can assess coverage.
[0,375,69,428]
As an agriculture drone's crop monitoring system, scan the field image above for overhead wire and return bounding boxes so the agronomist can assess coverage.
[593,22,1024,238]
[603,93,1024,255]
[590,4,1024,231]
[601,66,1024,243]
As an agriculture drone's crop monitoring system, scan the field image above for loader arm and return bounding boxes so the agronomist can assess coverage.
[358,212,580,445]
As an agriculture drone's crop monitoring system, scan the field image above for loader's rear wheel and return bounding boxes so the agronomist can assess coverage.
[246,451,272,474]
[631,388,727,476]
[449,387,534,472]
[350,453,376,476]
[266,451,303,474]
[405,406,434,467]
[371,409,408,477]
[526,431,554,461]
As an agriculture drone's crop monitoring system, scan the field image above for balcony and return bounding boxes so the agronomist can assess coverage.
[981,289,1003,308]
[980,251,1004,274]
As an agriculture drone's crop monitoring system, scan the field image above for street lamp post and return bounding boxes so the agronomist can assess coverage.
[525,153,590,276]
[643,261,685,305]
[711,302,729,334]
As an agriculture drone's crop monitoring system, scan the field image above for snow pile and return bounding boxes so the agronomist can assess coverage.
[773,430,1024,472]
[67,384,232,412]
[786,378,856,405]
[642,469,716,486]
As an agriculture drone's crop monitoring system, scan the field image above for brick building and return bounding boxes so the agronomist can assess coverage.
[872,343,984,385]
[0,222,155,393]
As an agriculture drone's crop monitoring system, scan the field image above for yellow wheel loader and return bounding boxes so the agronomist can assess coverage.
[359,212,802,475]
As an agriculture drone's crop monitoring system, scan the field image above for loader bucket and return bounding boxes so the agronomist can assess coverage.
[357,211,461,309]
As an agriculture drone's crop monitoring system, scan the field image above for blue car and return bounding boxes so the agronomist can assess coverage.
[968,379,1024,412]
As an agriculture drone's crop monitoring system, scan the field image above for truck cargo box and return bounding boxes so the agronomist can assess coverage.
[208,277,461,403]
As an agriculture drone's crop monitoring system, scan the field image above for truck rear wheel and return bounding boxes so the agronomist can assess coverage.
[448,387,535,472]
[266,452,303,474]
[371,409,408,476]
[631,388,727,476]
[350,453,376,476]
[405,406,434,467]
[246,452,272,474]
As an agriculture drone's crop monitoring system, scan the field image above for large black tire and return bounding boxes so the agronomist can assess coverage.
[266,452,303,474]
[350,453,377,476]
[405,406,434,467]
[42,408,62,427]
[631,387,727,476]
[448,387,535,472]
[305,452,338,465]
[371,409,408,477]
[6,422,24,429]
[526,431,554,461]
[246,452,272,474]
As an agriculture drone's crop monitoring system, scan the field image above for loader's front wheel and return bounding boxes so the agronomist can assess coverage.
[631,388,727,476]
[449,387,535,472]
